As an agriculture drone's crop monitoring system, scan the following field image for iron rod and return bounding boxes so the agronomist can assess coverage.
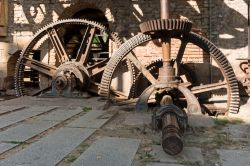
[160,0,171,62]
[160,0,170,19]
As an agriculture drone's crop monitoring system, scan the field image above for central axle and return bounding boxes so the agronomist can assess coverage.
[158,0,175,83]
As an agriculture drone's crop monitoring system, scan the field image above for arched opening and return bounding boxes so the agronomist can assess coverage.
[72,8,109,27]
[62,8,110,61]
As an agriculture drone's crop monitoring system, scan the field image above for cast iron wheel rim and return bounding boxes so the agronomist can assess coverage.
[15,18,124,96]
[99,32,240,114]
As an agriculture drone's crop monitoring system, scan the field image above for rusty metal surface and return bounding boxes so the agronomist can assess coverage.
[15,19,122,97]
[99,32,240,114]
[101,0,238,156]
[153,104,188,155]
[161,113,183,155]
[139,19,192,35]
[160,0,170,19]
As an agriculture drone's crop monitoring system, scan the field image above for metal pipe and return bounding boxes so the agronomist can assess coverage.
[160,0,171,62]
[158,0,174,82]
[160,0,170,19]
[162,38,171,62]
[160,0,171,61]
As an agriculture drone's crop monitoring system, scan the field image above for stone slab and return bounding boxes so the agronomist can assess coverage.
[0,128,95,166]
[22,106,57,112]
[150,145,204,164]
[72,137,140,166]
[222,124,249,139]
[146,163,184,166]
[124,113,152,126]
[217,149,250,166]
[0,106,56,129]
[0,96,105,109]
[67,110,114,128]
[0,143,16,154]
[188,114,214,128]
[35,107,82,121]
[0,121,58,142]
[0,105,25,115]
[0,107,86,143]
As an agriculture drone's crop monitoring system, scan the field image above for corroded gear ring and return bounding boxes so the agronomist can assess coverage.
[139,19,192,35]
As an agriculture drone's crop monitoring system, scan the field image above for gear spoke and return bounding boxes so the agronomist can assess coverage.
[127,52,157,84]
[22,57,57,77]
[100,32,240,114]
[87,59,108,76]
[31,85,52,96]
[174,40,188,74]
[110,88,129,99]
[47,27,69,63]
[191,81,228,94]
[15,19,124,97]
[76,26,96,64]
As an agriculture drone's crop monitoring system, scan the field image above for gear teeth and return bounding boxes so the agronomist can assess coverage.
[100,32,240,114]
[15,18,122,97]
[140,19,193,35]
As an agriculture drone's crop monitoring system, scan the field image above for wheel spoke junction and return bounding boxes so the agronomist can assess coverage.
[22,57,57,77]
[15,19,122,97]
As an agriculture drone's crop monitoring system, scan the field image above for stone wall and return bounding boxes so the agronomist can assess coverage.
[0,0,248,91]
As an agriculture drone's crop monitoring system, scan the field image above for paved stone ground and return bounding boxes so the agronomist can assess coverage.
[0,96,249,166]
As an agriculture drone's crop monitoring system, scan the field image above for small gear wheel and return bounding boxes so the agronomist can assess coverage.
[140,19,193,35]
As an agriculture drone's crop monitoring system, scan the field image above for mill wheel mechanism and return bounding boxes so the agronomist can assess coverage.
[14,0,241,156]
[99,0,240,155]
[14,19,132,97]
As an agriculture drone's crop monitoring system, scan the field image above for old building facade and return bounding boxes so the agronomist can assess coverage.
[0,0,248,93]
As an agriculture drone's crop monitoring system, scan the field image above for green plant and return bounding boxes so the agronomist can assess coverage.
[83,107,92,112]
[179,160,201,166]
[214,117,244,128]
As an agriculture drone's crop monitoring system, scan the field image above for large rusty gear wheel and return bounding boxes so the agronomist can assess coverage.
[15,19,126,96]
[99,32,240,114]
[130,59,195,98]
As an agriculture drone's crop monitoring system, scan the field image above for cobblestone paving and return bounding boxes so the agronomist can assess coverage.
[0,96,249,166]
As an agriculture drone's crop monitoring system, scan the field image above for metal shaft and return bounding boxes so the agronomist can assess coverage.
[160,0,171,62]
[162,113,183,155]
[158,0,175,82]
[160,0,170,19]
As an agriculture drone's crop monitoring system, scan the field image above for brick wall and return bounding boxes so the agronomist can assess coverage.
[0,0,248,91]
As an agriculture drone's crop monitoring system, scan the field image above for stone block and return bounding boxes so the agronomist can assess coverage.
[150,145,204,165]
[72,137,141,166]
[217,149,250,166]
[67,110,114,129]
[0,128,95,166]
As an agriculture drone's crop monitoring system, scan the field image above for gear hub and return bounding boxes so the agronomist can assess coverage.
[52,62,90,96]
